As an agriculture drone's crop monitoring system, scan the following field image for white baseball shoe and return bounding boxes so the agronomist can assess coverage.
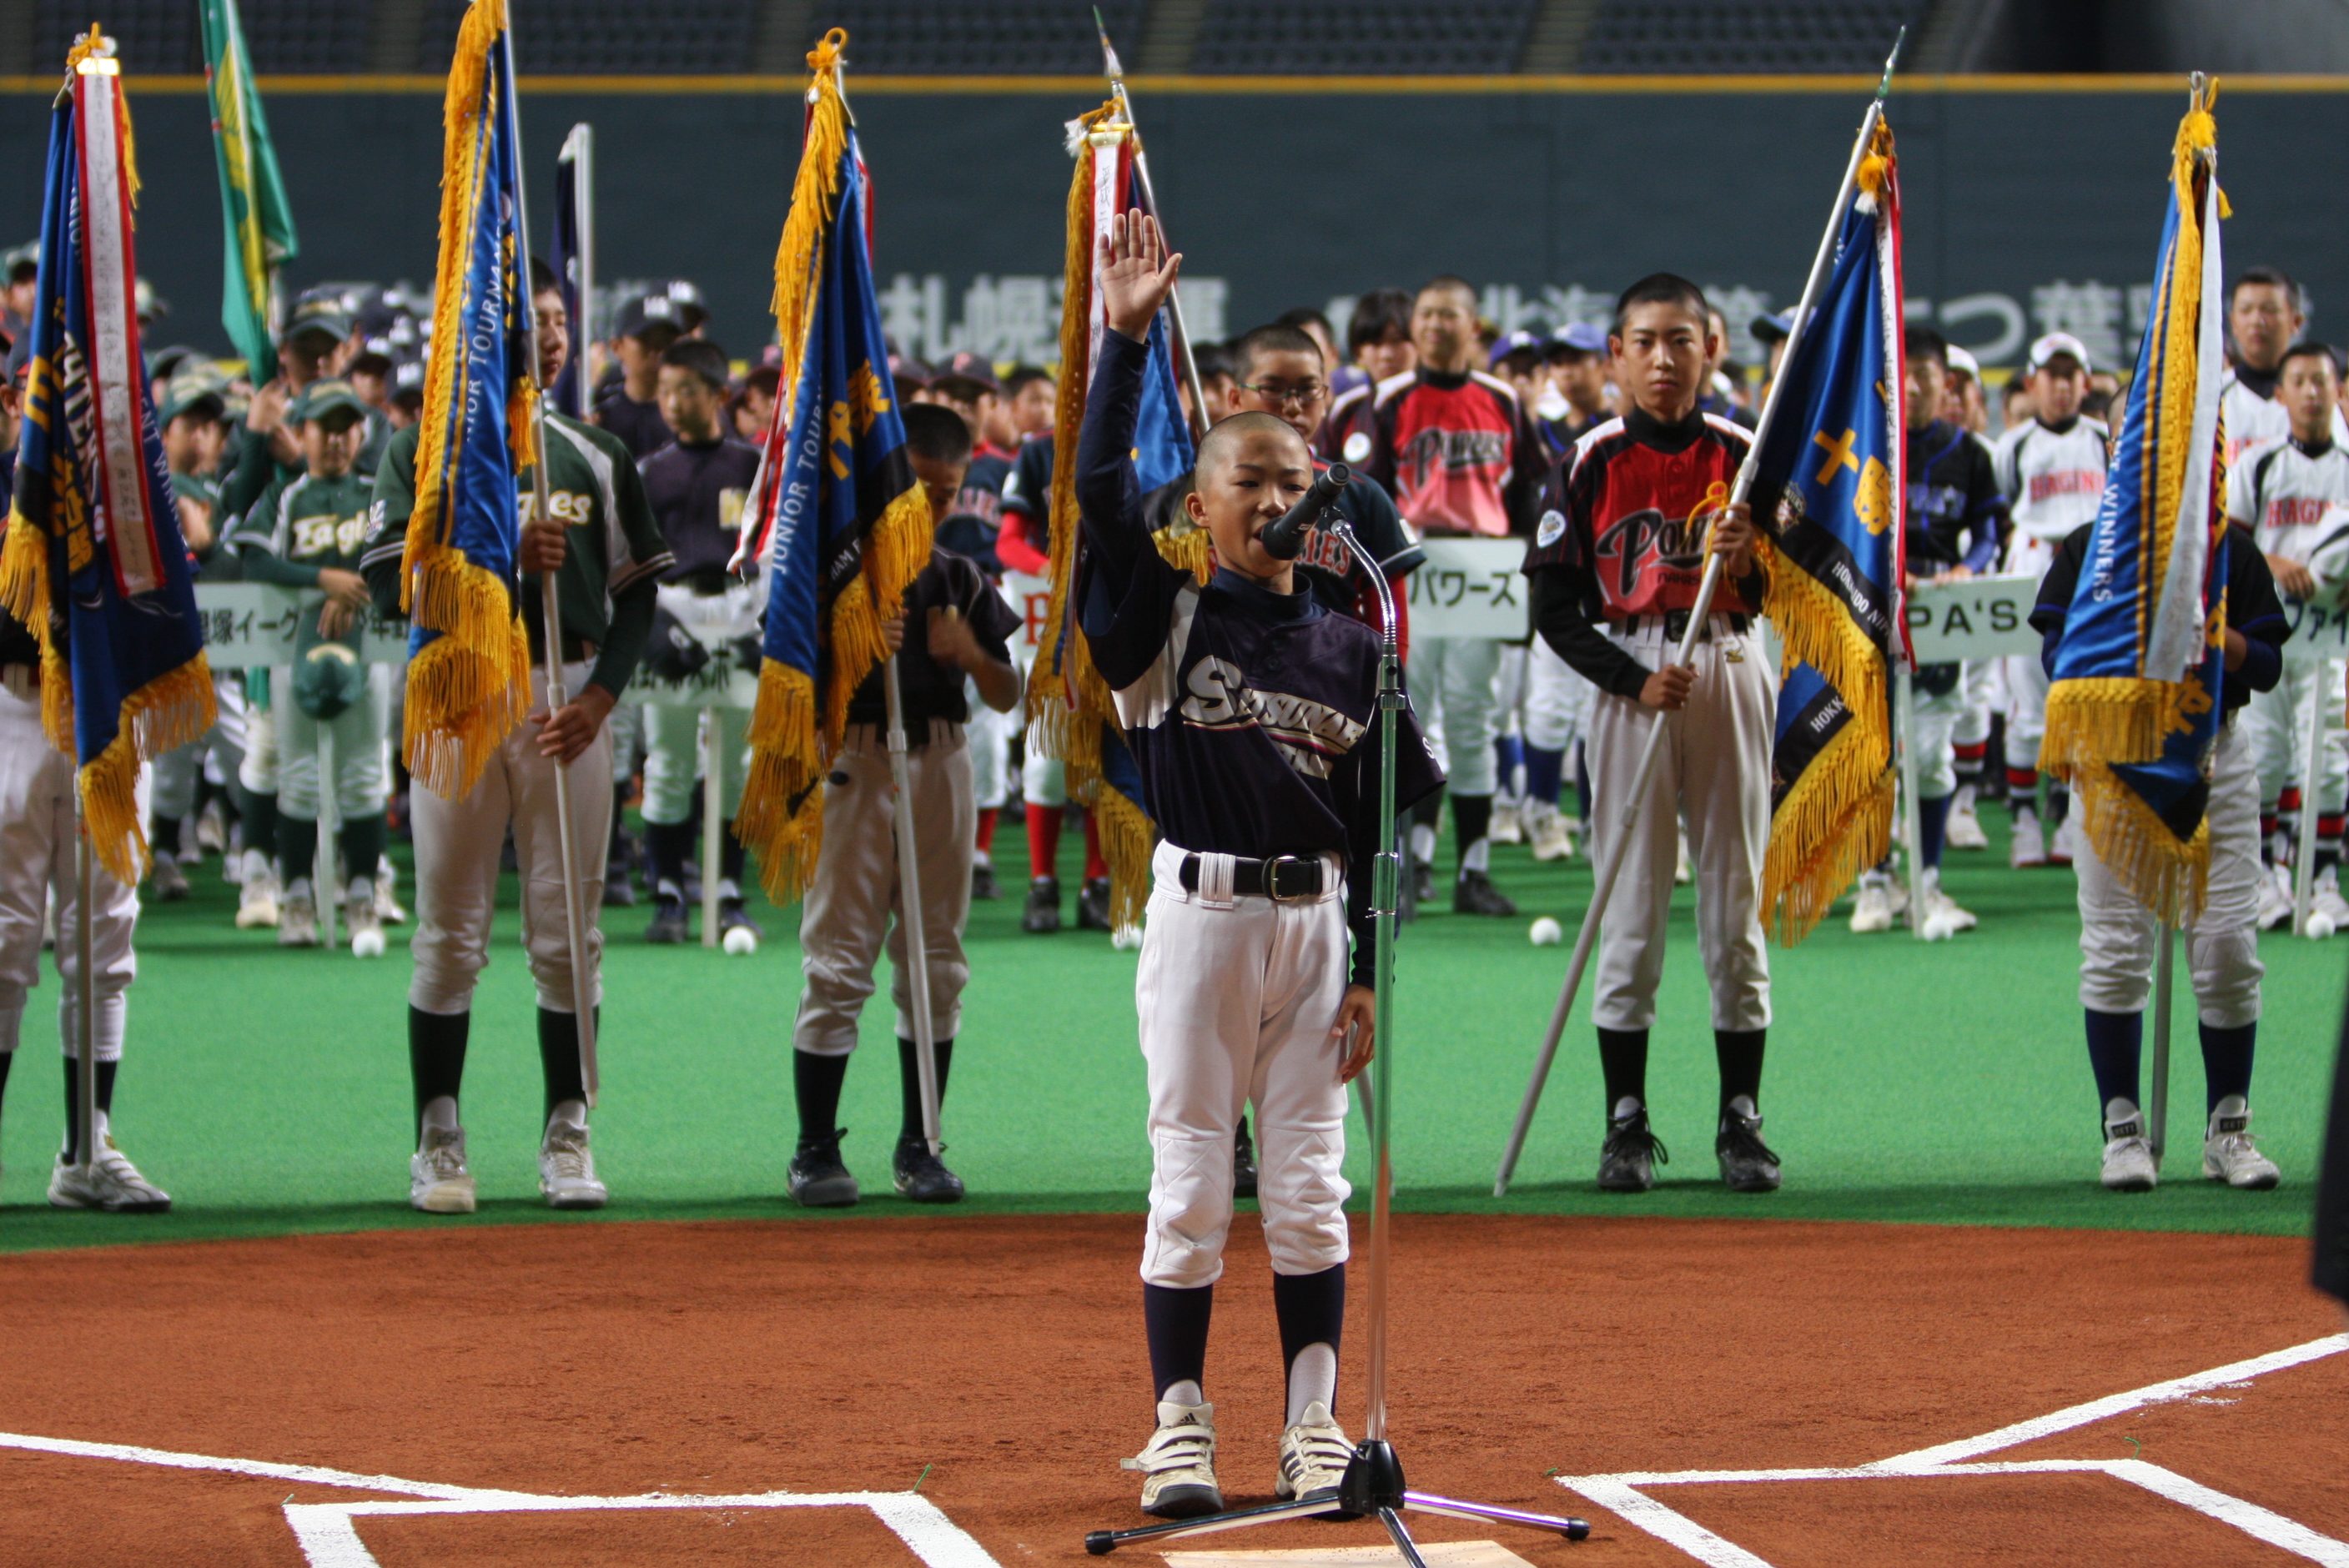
[1490,799,1524,845]
[410,1123,477,1214]
[47,1128,171,1212]
[1122,1400,1222,1519]
[1849,878,1897,933]
[2100,1099,2157,1193]
[1918,872,1977,939]
[2010,812,2048,868]
[148,853,191,902]
[2202,1096,2281,1189]
[277,881,319,947]
[1529,807,1577,862]
[195,798,228,855]
[2256,862,2296,932]
[235,852,280,929]
[539,1119,609,1209]
[1275,1400,1356,1511]
[2310,867,2349,935]
[1675,829,1693,885]
[374,856,408,925]
[2050,814,2083,867]
[1945,787,1989,850]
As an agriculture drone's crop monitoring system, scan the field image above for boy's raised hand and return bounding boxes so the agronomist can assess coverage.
[1099,209,1180,344]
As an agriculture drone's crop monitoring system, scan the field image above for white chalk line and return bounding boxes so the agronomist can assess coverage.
[1556,1333,2349,1568]
[0,1428,1000,1566]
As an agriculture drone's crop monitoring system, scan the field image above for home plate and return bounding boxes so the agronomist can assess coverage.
[1162,1542,1534,1566]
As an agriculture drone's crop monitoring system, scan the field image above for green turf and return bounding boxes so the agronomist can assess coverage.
[0,808,2336,1254]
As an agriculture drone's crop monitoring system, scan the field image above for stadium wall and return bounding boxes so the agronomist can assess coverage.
[1,77,2344,372]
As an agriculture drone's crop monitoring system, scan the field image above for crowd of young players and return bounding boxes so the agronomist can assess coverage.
[1,245,2338,1214]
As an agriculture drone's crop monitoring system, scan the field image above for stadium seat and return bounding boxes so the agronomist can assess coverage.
[1578,0,1921,75]
[1190,1,1539,75]
[794,2,1149,76]
[417,0,757,73]
[37,0,376,74]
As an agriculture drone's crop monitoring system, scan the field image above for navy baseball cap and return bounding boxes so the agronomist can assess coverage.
[615,291,687,342]
[1549,320,1607,356]
[930,351,1002,398]
[893,357,933,390]
[1487,329,1545,369]
[1751,309,1798,345]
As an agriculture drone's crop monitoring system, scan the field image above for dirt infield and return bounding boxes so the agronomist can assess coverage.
[0,1213,2341,1566]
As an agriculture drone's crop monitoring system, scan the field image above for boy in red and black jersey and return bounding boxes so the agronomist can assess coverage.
[1522,273,1779,1197]
[1335,275,1548,917]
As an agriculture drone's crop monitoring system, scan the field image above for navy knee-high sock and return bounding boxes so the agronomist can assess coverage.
[1524,745,1565,807]
[61,1058,118,1163]
[2085,1009,2142,1113]
[536,1007,597,1120]
[1598,1028,1648,1113]
[1271,1264,1346,1413]
[1493,734,1523,797]
[1919,794,1952,872]
[409,1006,470,1138]
[1143,1283,1214,1401]
[2199,1021,2256,1113]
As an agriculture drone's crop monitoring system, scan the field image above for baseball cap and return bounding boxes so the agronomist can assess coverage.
[293,620,365,721]
[1751,309,1798,345]
[1549,320,1607,356]
[158,379,225,426]
[134,277,167,321]
[3,241,35,283]
[2027,331,2091,374]
[294,378,368,425]
[1944,344,1981,380]
[1487,328,1545,369]
[614,291,686,342]
[391,353,426,406]
[657,279,710,332]
[929,350,1002,397]
[893,357,933,391]
[283,295,353,346]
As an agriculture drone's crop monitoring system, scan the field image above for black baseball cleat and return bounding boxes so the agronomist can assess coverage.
[1453,869,1517,917]
[717,898,764,940]
[893,1138,966,1203]
[645,897,689,944]
[1022,875,1062,933]
[1598,1106,1668,1193]
[1234,1117,1259,1200]
[972,862,1000,902]
[788,1128,860,1208]
[1077,875,1114,931]
[1716,1103,1783,1193]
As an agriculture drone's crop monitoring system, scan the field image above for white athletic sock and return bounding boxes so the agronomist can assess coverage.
[1286,1343,1336,1426]
[1725,1094,1758,1123]
[546,1099,587,1136]
[1612,1095,1644,1122]
[1462,837,1491,873]
[1409,823,1437,865]
[420,1095,460,1136]
[1160,1379,1203,1412]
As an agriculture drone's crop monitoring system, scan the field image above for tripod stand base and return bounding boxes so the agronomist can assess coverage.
[1084,1440,1590,1555]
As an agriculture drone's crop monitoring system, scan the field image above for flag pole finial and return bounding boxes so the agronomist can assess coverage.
[1094,7,1125,83]
[1875,26,1904,99]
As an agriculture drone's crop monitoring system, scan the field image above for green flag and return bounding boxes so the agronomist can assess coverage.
[202,0,296,382]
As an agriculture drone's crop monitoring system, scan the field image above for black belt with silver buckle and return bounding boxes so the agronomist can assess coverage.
[1617,610,1748,642]
[1179,852,1326,902]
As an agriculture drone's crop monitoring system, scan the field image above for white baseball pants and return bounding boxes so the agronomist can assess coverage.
[239,673,279,795]
[409,661,612,1016]
[0,676,138,1063]
[641,581,759,826]
[966,689,1014,810]
[2076,719,2262,1027]
[279,663,394,822]
[1909,680,1964,800]
[1524,636,1592,754]
[1587,619,1773,1033]
[2004,535,2060,772]
[1024,748,1067,809]
[1135,841,1352,1289]
[1955,657,1999,750]
[152,672,248,821]
[792,721,976,1056]
[1407,635,1501,796]
[2243,657,2347,814]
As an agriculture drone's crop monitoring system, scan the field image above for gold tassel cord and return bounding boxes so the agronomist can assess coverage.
[1762,714,1894,945]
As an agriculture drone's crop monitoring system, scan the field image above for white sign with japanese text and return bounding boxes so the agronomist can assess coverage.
[1405,537,1529,640]
[192,585,408,668]
[1901,572,2040,663]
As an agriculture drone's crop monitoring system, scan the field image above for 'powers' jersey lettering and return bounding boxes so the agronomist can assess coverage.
[1526,409,1757,621]
[1345,368,1545,539]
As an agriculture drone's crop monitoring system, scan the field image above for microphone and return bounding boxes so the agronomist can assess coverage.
[1258,463,1351,560]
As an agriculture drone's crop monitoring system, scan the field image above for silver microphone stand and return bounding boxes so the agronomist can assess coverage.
[1084,511,1588,1561]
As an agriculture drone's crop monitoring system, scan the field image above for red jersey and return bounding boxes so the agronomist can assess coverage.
[1339,367,1546,539]
[1528,408,1757,622]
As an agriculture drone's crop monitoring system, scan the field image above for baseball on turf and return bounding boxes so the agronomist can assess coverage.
[2308,912,2336,941]
[1529,916,1563,946]
[723,925,759,956]
[350,928,387,958]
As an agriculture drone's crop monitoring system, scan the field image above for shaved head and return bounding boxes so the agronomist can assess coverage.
[1197,410,1306,481]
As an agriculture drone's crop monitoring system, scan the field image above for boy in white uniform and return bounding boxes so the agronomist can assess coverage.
[2226,340,2349,932]
[1992,333,2109,867]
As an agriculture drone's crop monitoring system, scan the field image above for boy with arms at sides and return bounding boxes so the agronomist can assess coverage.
[785,405,1023,1209]
[1993,333,2108,868]
[1521,274,1777,1195]
[1084,214,1441,1520]
[2226,340,2349,931]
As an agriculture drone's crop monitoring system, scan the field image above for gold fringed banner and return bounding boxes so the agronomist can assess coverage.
[2071,766,2210,927]
[1762,720,1895,945]
[79,658,216,885]
[738,659,825,902]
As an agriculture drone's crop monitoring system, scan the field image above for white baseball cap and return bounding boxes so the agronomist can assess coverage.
[1944,344,1980,379]
[2027,331,2091,374]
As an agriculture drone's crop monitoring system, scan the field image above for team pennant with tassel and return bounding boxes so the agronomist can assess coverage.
[0,29,217,884]
[2043,80,2230,924]
[1747,118,1906,942]
[732,29,931,902]
[1026,103,1197,932]
[398,0,536,800]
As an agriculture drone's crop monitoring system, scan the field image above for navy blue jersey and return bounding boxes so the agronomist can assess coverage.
[934,445,1013,578]
[640,434,763,582]
[1905,420,2006,575]
[1076,329,1443,988]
